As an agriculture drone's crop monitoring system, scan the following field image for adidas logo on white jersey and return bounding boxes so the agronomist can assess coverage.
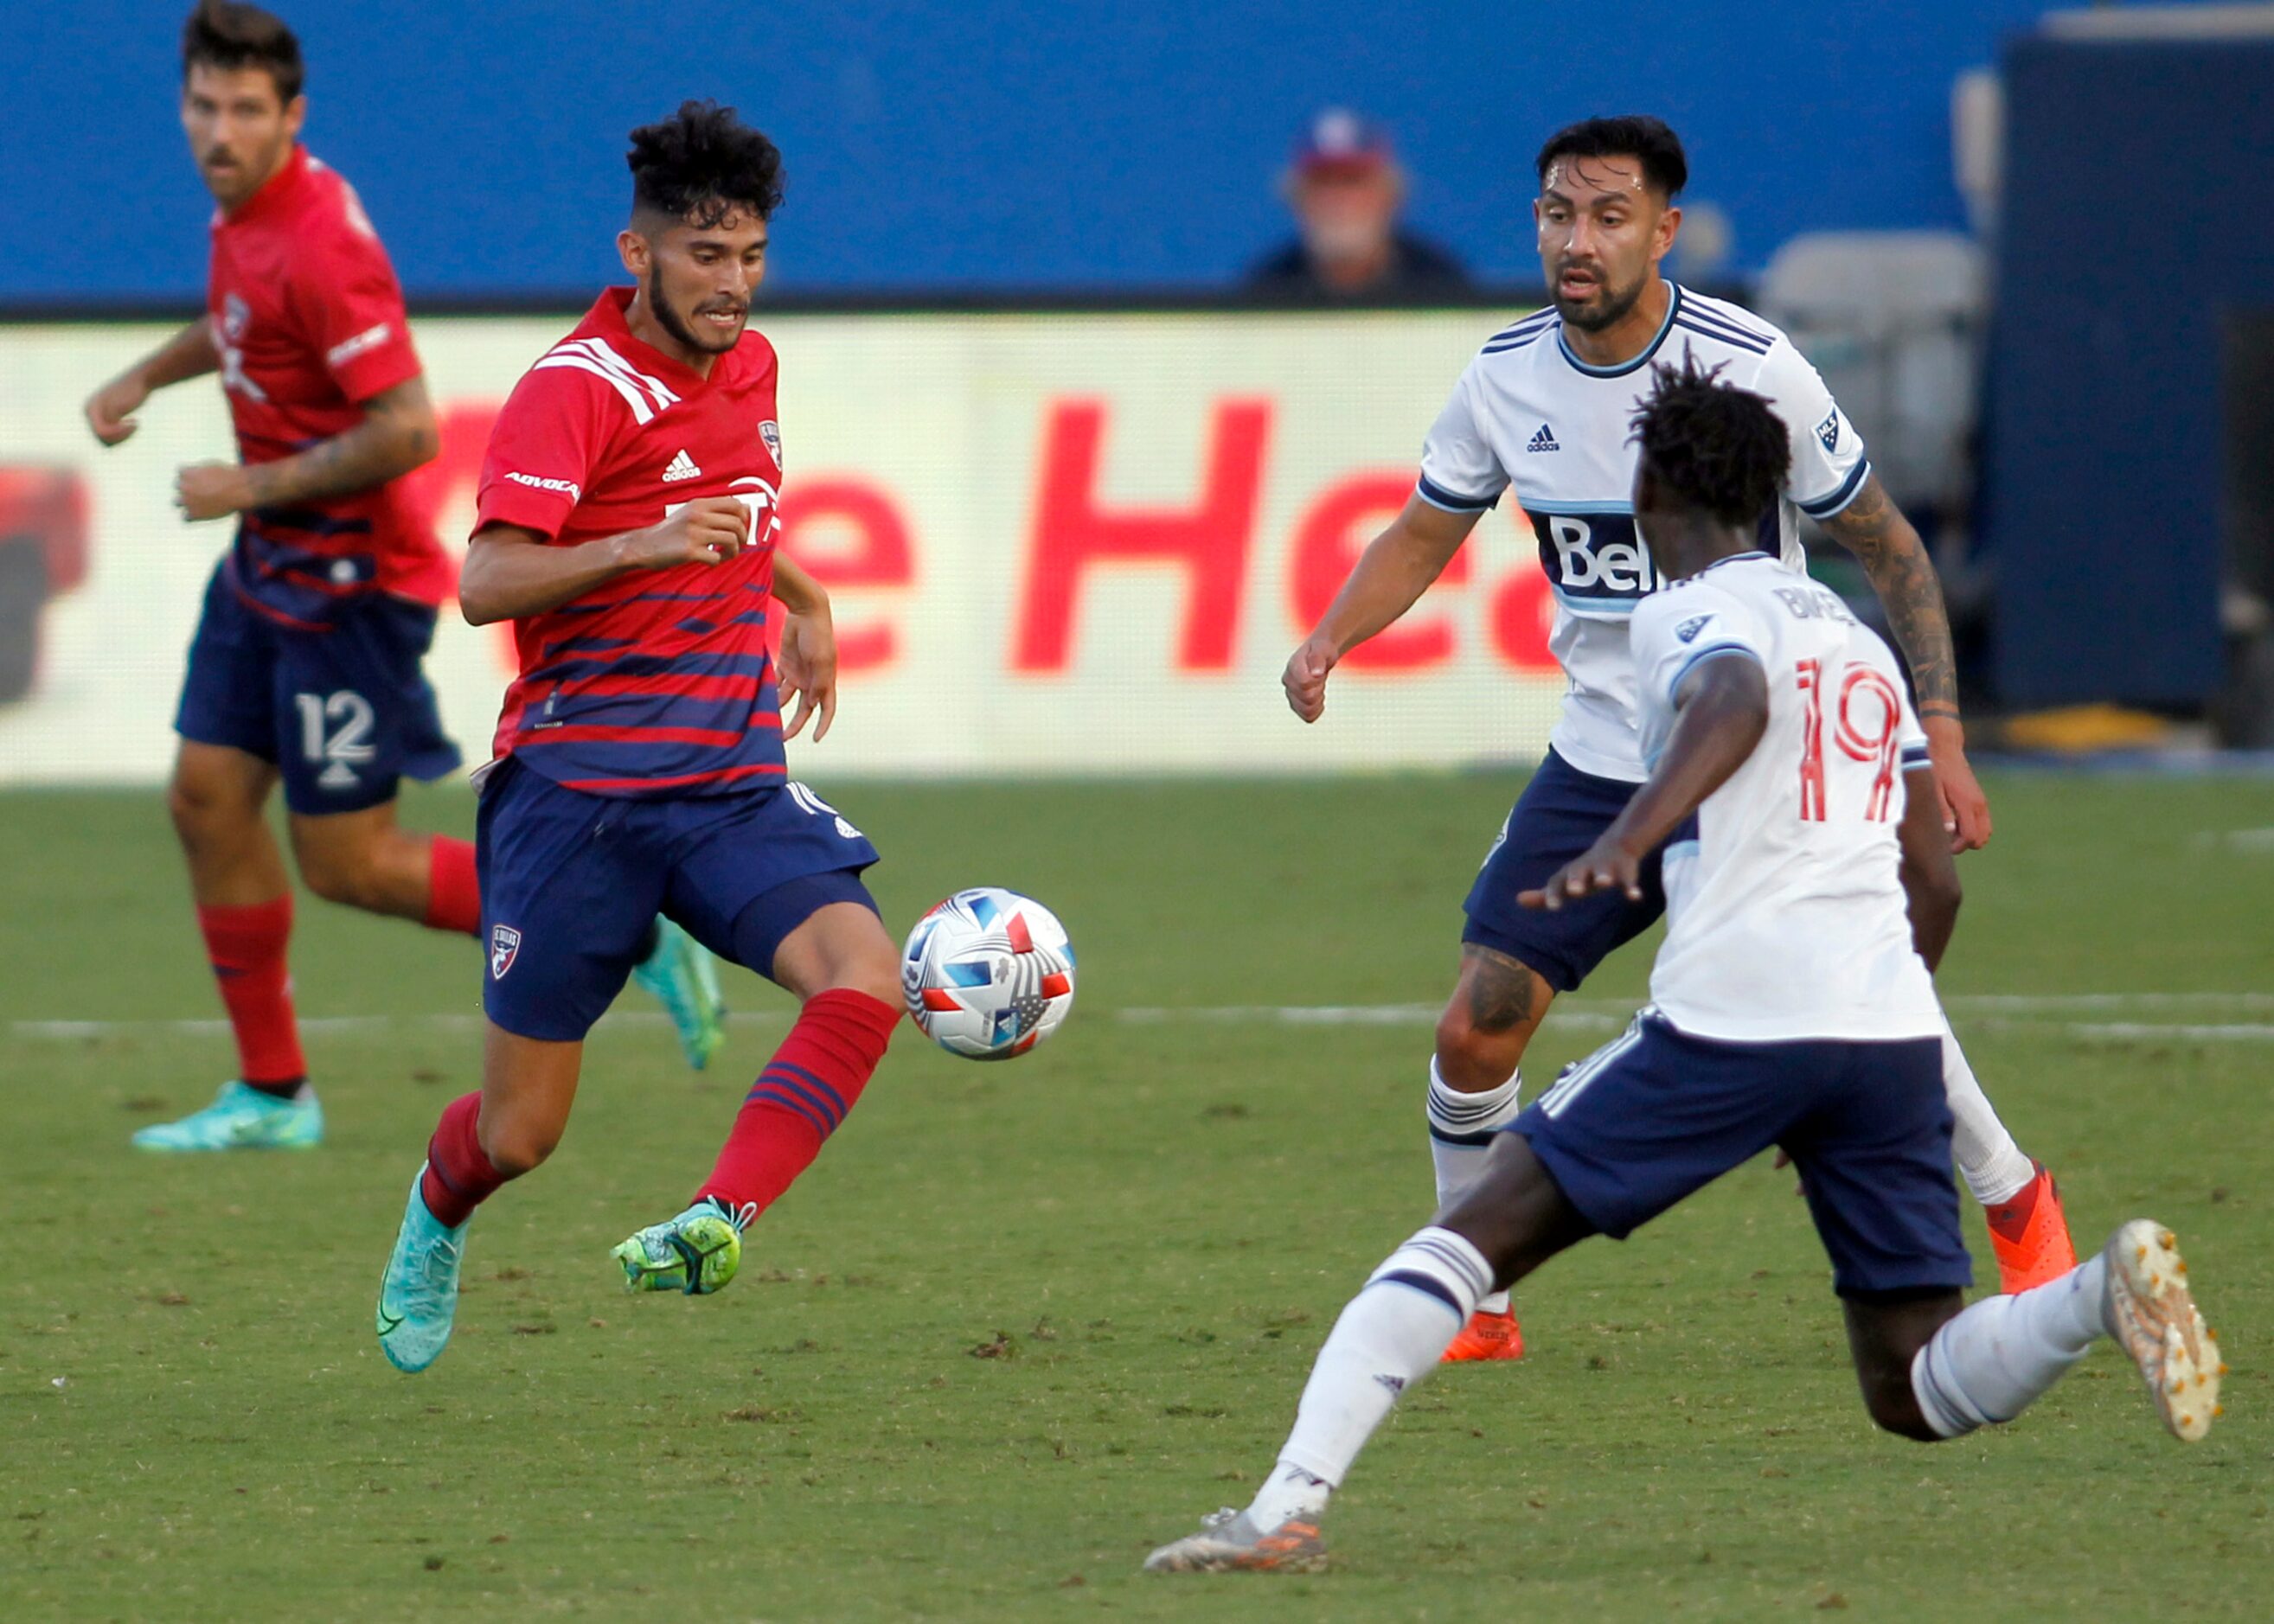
[1528,422,1560,453]
[662,449,701,483]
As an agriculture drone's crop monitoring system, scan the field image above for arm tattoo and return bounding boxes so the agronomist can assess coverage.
[1818,473,1960,716]
[244,380,439,508]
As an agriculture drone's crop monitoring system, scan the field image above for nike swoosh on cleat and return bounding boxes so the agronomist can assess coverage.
[377,1310,404,1335]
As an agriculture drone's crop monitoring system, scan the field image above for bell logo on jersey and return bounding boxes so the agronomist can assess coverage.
[490,924,522,980]
[1534,512,1665,605]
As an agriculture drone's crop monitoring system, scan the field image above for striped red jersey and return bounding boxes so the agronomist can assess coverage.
[472,289,787,798]
[208,144,447,626]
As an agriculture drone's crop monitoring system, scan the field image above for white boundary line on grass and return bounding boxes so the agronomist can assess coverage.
[11,992,2274,1043]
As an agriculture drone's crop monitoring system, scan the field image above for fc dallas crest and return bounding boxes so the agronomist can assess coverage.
[490,924,522,979]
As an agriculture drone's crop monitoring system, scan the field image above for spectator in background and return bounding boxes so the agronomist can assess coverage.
[1246,109,1471,300]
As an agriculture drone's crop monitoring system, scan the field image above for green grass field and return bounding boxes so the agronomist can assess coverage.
[3,771,2272,1621]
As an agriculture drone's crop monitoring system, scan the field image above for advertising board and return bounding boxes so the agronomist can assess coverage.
[0,312,1565,784]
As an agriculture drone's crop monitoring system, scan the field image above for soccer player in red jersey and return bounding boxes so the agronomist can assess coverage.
[81,5,721,1154]
[375,103,905,1372]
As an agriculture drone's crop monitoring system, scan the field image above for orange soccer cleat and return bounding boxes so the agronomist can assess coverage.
[1984,1160,2079,1294]
[1441,1306,1525,1362]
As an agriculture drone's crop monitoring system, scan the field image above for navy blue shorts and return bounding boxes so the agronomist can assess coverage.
[1462,749,1676,992]
[1512,1013,1972,1297]
[477,759,881,1042]
[174,559,460,815]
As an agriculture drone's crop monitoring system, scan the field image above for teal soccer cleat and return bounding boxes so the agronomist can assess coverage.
[631,917,726,1071]
[131,1080,323,1152]
[612,1198,753,1295]
[376,1167,468,1373]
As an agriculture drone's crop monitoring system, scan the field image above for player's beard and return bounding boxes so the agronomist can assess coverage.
[648,266,743,355]
[1554,265,1650,334]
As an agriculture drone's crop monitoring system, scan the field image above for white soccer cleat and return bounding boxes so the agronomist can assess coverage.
[1142,1508,1327,1575]
[2103,1219,2224,1442]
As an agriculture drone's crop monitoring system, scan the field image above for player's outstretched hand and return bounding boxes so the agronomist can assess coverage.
[86,374,149,447]
[174,463,254,521]
[1282,633,1339,723]
[631,496,750,569]
[777,605,838,743]
[1519,836,1644,911]
[1922,717,1991,853]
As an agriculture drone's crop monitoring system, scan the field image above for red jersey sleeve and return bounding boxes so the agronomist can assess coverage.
[474,364,613,541]
[287,180,422,404]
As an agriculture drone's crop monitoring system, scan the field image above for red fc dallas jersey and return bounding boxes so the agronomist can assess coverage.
[208,144,448,625]
[472,288,788,798]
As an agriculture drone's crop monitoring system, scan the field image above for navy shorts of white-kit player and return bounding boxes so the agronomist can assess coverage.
[1463,748,1685,991]
[477,759,881,1041]
[1510,1010,1973,1297]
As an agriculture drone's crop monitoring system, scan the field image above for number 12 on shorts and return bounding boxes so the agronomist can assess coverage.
[1794,658,1903,822]
[295,688,376,790]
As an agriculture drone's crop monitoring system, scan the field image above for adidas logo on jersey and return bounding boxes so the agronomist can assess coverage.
[1528,422,1560,453]
[662,449,702,483]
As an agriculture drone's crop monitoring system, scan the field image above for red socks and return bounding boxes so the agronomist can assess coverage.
[416,990,898,1231]
[422,836,481,936]
[420,1091,510,1227]
[696,988,900,1216]
[196,897,304,1091]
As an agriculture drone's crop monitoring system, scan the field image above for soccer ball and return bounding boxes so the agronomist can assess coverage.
[900,887,1075,1060]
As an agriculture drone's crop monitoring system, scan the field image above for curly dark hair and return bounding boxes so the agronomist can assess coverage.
[1630,352,1790,527]
[1536,114,1687,200]
[182,1,303,103]
[627,100,785,228]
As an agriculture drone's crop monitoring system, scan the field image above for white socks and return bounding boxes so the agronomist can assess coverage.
[1910,1254,2110,1436]
[1247,1226,1492,1528]
[1941,1023,2038,1205]
[1425,1060,1523,1314]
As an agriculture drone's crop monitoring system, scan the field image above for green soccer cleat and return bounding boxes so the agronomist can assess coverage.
[612,1198,753,1295]
[376,1167,467,1373]
[631,917,726,1071]
[131,1080,323,1152]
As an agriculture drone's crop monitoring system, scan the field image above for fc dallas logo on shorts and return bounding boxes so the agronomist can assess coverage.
[490,924,522,980]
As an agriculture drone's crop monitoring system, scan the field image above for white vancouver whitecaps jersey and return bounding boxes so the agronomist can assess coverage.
[1419,284,1871,783]
[1632,554,1942,1043]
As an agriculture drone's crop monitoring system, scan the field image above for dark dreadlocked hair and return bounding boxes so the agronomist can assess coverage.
[1630,351,1790,527]
[626,100,784,229]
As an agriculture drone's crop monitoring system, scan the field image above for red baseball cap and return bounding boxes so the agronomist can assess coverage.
[1294,107,1393,176]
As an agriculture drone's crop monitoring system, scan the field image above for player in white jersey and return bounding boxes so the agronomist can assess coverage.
[1144,360,2220,1576]
[1284,118,2070,1362]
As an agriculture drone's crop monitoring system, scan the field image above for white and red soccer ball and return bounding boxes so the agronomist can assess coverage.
[900,887,1075,1060]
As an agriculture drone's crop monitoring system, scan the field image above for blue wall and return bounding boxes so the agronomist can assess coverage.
[0,1,2194,299]
[1982,35,2274,708]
